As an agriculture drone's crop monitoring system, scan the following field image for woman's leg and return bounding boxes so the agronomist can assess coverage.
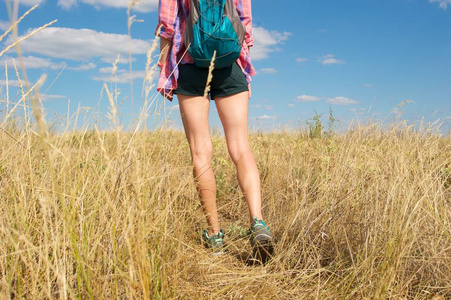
[215,91,263,223]
[178,94,220,235]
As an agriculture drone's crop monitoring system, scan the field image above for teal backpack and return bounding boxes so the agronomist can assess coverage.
[184,0,246,69]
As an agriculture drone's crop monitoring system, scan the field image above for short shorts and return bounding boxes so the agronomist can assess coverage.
[174,62,248,99]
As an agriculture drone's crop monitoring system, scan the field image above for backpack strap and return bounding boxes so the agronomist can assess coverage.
[224,0,245,46]
[184,0,199,49]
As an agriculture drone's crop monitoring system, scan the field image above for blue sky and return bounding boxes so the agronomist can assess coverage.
[1,0,450,133]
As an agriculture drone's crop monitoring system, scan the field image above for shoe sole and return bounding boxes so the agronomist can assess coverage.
[252,240,274,265]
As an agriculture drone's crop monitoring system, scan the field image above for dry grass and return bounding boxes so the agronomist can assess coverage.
[0,116,450,299]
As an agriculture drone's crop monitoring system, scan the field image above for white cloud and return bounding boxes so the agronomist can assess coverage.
[5,27,151,63]
[0,79,20,87]
[252,114,276,120]
[68,62,97,71]
[319,54,345,65]
[264,105,273,110]
[12,0,44,6]
[429,0,451,9]
[99,66,120,74]
[296,57,307,63]
[296,95,321,102]
[444,116,451,121]
[363,83,372,88]
[259,68,277,74]
[288,103,295,107]
[98,66,132,75]
[40,94,68,101]
[91,70,146,83]
[0,20,10,31]
[0,55,66,70]
[252,27,291,60]
[250,104,261,109]
[350,107,366,112]
[1,56,95,72]
[350,107,367,115]
[327,96,358,105]
[57,0,158,12]
[58,0,77,9]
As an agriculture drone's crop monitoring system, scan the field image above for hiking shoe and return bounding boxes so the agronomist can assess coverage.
[201,229,225,253]
[249,217,274,264]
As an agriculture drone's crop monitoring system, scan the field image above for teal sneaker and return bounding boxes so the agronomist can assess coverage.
[201,229,225,252]
[249,217,274,264]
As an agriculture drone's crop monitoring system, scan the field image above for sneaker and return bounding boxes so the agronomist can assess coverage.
[249,217,274,264]
[201,229,225,252]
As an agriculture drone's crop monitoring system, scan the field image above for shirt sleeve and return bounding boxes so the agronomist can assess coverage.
[155,0,179,40]
[236,0,253,47]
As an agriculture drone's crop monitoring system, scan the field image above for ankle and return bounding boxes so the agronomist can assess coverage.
[250,214,263,224]
[208,228,221,236]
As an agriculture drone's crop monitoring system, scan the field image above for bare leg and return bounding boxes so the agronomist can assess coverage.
[178,94,220,235]
[215,91,263,223]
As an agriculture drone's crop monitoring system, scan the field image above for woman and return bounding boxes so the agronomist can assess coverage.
[155,0,273,259]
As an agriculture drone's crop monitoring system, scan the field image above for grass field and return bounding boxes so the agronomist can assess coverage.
[1,116,450,299]
[1,4,451,298]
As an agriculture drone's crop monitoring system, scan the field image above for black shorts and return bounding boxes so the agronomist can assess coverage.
[174,62,248,99]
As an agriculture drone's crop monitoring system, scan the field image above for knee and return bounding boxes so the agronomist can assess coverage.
[227,143,252,165]
[190,141,213,169]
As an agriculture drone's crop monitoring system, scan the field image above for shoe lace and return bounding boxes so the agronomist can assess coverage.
[252,217,268,230]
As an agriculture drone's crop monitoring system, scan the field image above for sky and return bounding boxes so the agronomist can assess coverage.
[0,0,450,133]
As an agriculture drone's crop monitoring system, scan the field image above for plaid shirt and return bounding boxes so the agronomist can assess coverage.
[155,0,256,100]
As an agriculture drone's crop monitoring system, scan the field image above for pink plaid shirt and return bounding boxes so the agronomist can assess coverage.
[155,0,256,100]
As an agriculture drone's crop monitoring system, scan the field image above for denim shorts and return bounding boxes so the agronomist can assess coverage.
[174,62,248,99]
